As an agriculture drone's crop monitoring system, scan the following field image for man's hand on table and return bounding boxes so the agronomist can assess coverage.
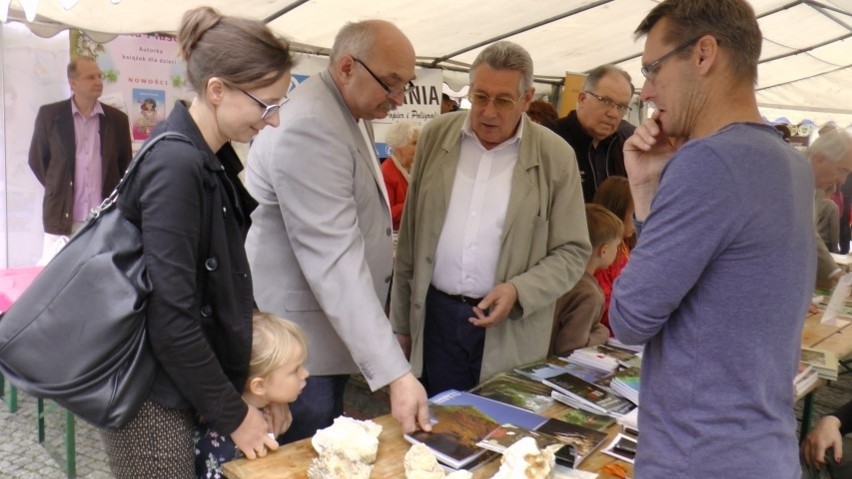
[389,372,431,434]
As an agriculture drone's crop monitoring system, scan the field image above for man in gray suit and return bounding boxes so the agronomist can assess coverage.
[245,19,430,442]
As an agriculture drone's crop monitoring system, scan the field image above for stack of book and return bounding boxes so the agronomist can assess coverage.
[606,337,644,354]
[800,347,839,381]
[544,373,635,418]
[794,363,820,397]
[608,367,641,405]
[563,347,619,373]
[563,344,643,372]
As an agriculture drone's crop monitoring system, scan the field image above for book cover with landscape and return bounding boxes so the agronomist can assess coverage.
[470,372,557,413]
[551,405,615,432]
[404,405,499,469]
[429,389,547,430]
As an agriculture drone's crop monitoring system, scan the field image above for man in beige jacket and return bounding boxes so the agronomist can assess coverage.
[391,41,590,395]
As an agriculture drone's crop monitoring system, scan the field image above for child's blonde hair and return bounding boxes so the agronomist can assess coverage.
[248,311,308,380]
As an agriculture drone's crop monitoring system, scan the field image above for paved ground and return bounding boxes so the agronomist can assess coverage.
[0,370,848,478]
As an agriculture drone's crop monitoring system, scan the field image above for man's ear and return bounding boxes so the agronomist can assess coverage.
[336,55,356,83]
[695,35,719,74]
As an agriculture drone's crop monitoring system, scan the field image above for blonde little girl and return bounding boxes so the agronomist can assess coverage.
[195,311,309,478]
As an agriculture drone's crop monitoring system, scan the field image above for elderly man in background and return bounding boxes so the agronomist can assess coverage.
[808,129,852,284]
[245,19,429,442]
[610,0,815,477]
[549,64,635,202]
[391,41,590,396]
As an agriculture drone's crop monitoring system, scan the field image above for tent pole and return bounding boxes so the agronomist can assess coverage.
[264,0,310,24]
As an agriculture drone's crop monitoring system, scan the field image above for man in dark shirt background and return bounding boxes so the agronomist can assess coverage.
[549,64,634,202]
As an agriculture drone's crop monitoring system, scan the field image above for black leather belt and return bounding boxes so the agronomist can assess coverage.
[430,285,483,306]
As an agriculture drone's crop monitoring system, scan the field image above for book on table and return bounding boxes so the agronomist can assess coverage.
[601,433,638,464]
[794,363,820,397]
[562,344,642,372]
[404,404,499,469]
[544,373,635,417]
[514,359,611,384]
[476,420,607,468]
[800,347,839,381]
[606,337,644,354]
[608,367,641,405]
[409,389,611,469]
[616,406,639,437]
[470,371,559,414]
[549,403,616,432]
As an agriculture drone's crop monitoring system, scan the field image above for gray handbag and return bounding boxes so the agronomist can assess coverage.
[0,132,191,429]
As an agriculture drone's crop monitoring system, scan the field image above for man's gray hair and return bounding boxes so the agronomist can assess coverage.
[469,41,534,96]
[582,64,635,96]
[810,129,852,163]
[330,21,377,64]
[385,121,419,150]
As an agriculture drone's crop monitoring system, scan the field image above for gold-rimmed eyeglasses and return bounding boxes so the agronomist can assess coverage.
[240,89,289,121]
[353,57,416,97]
[584,91,632,114]
[468,92,520,111]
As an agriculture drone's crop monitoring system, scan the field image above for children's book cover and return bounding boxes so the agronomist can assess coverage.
[131,88,166,141]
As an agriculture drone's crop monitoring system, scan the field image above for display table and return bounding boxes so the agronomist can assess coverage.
[222,411,630,479]
[222,311,851,479]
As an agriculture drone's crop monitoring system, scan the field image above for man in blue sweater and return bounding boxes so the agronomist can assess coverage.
[610,1,815,478]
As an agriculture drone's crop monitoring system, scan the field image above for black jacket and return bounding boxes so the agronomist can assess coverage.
[548,110,632,202]
[28,99,132,235]
[118,102,255,435]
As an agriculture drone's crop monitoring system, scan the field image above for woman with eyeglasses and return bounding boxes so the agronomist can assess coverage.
[101,7,294,477]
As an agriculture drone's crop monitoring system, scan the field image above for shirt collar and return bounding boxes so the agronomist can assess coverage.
[71,97,104,118]
[461,112,524,150]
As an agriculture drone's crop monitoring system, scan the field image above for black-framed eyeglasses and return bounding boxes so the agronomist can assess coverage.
[353,57,415,97]
[640,36,702,82]
[468,92,520,111]
[240,89,289,121]
[583,91,632,114]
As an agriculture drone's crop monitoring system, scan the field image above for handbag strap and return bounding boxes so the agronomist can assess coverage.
[90,132,192,220]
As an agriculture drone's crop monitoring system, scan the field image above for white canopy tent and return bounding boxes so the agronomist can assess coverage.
[4,0,851,125]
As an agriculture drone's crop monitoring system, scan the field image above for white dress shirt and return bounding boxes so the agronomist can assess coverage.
[431,115,523,298]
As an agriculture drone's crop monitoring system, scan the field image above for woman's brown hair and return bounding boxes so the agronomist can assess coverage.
[177,6,295,92]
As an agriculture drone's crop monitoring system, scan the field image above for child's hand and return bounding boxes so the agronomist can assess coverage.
[263,403,294,436]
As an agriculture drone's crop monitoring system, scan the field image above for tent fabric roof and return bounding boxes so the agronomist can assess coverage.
[6,0,852,124]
